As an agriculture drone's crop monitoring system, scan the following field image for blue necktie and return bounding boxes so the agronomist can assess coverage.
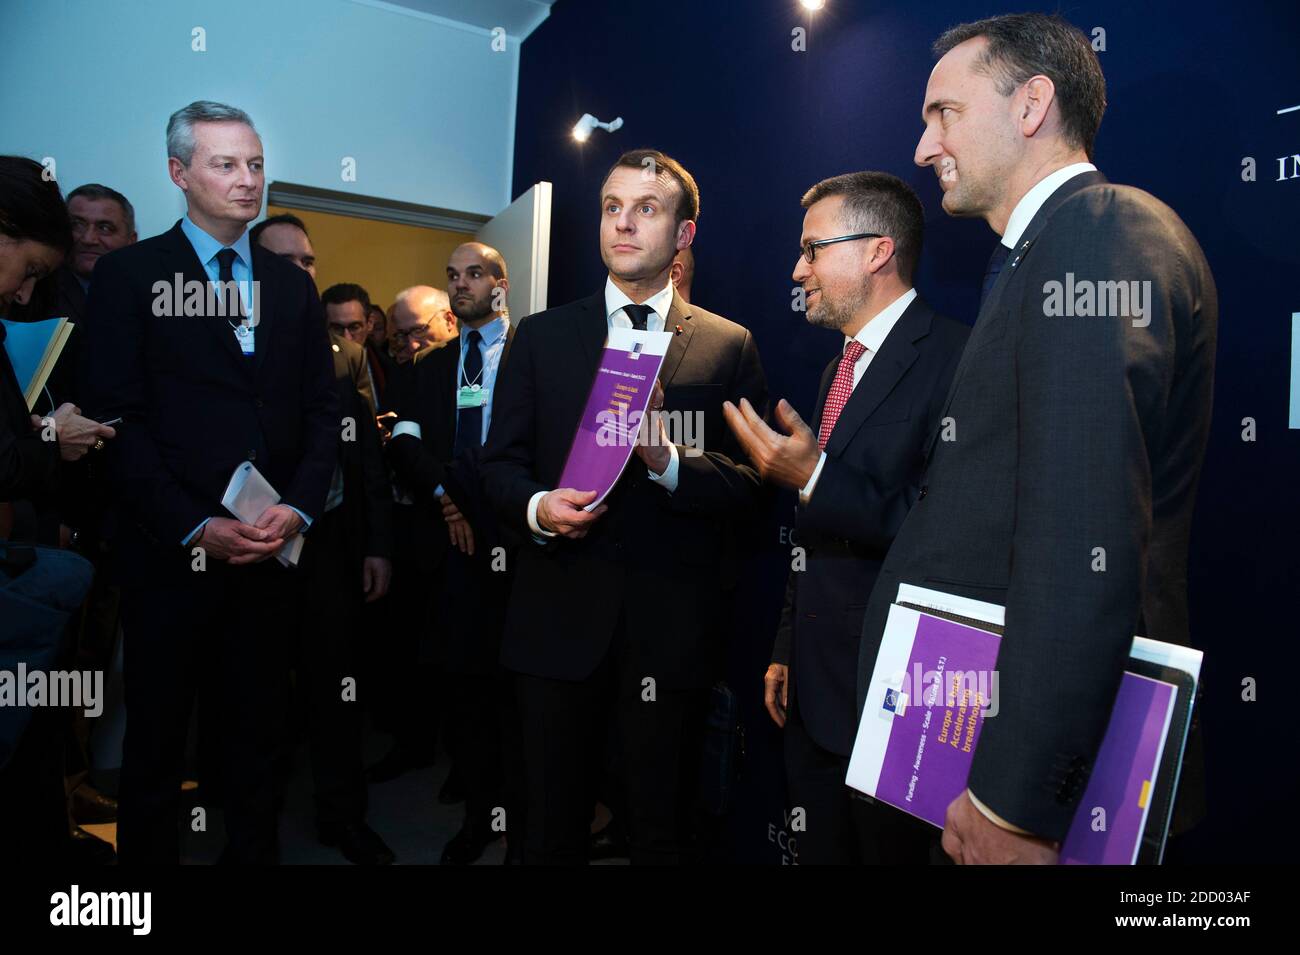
[215,248,244,319]
[454,329,484,455]
[980,242,1012,310]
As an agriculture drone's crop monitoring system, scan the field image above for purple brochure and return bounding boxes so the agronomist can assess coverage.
[557,327,671,508]
[848,589,1186,865]
[1059,672,1176,864]
[848,606,1001,827]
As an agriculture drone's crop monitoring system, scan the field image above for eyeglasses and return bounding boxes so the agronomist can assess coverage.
[393,321,433,342]
[801,232,884,264]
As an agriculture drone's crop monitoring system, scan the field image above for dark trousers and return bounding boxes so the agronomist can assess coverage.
[63,544,121,811]
[439,541,524,845]
[514,630,708,865]
[784,698,935,865]
[1,544,92,856]
[295,507,366,826]
[446,671,504,833]
[117,559,293,864]
[369,503,439,756]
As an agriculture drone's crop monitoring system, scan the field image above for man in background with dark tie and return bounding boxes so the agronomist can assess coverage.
[724,171,968,864]
[388,241,522,864]
[83,100,337,864]
[482,149,767,864]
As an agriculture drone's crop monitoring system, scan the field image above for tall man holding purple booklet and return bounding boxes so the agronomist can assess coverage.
[481,149,767,864]
[854,14,1216,863]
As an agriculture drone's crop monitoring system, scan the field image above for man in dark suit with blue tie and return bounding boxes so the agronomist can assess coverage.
[387,241,522,865]
[855,14,1216,864]
[82,101,338,863]
[724,172,968,864]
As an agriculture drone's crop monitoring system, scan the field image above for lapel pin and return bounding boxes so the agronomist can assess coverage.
[675,324,683,335]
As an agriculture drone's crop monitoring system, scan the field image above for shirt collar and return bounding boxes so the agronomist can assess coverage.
[1001,162,1098,249]
[848,287,917,355]
[461,314,510,347]
[604,275,675,325]
[181,214,252,270]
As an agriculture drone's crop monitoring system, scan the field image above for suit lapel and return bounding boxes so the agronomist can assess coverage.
[822,298,928,456]
[574,290,609,381]
[161,221,249,373]
[925,170,1109,464]
[660,290,694,385]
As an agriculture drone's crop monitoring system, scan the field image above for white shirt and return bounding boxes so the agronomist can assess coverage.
[799,287,918,503]
[1000,162,1097,249]
[526,277,681,538]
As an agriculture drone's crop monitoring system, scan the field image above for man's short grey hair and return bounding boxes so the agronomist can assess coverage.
[166,100,257,165]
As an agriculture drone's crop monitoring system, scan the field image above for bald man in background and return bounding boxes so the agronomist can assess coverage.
[391,285,458,363]
[387,242,524,863]
[364,283,459,788]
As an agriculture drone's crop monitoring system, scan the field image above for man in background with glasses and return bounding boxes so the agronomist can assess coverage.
[390,285,457,364]
[724,171,969,864]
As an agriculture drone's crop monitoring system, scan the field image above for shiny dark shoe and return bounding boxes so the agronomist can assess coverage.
[440,825,492,865]
[318,821,396,865]
[70,784,118,825]
[65,827,117,865]
[366,745,435,784]
[438,769,465,805]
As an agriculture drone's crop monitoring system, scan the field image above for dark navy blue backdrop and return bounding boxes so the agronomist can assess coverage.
[512,0,1300,863]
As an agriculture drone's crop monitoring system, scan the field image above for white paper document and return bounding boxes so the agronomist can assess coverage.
[220,461,304,567]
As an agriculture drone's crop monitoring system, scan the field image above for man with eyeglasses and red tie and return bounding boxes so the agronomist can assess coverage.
[724,170,968,865]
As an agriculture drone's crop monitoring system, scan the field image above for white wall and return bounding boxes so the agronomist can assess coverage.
[0,0,520,236]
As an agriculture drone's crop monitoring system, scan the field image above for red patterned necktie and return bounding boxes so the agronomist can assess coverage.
[818,340,867,449]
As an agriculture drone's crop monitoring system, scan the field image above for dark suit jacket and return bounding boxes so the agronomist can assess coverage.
[856,171,1217,839]
[481,288,768,688]
[329,335,391,562]
[80,221,338,581]
[773,295,968,756]
[387,324,518,673]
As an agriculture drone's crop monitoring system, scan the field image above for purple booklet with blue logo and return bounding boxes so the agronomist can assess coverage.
[557,327,672,508]
[847,584,1199,864]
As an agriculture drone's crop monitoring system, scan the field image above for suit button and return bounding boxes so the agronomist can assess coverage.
[248,450,257,461]
[918,485,928,500]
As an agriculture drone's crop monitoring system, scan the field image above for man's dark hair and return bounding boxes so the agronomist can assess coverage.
[66,183,136,235]
[801,171,925,284]
[933,13,1106,159]
[601,148,700,224]
[0,156,72,254]
[249,212,309,247]
[320,282,371,314]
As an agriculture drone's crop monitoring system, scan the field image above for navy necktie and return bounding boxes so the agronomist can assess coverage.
[454,329,484,455]
[215,248,243,319]
[623,303,654,331]
[980,242,1012,310]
